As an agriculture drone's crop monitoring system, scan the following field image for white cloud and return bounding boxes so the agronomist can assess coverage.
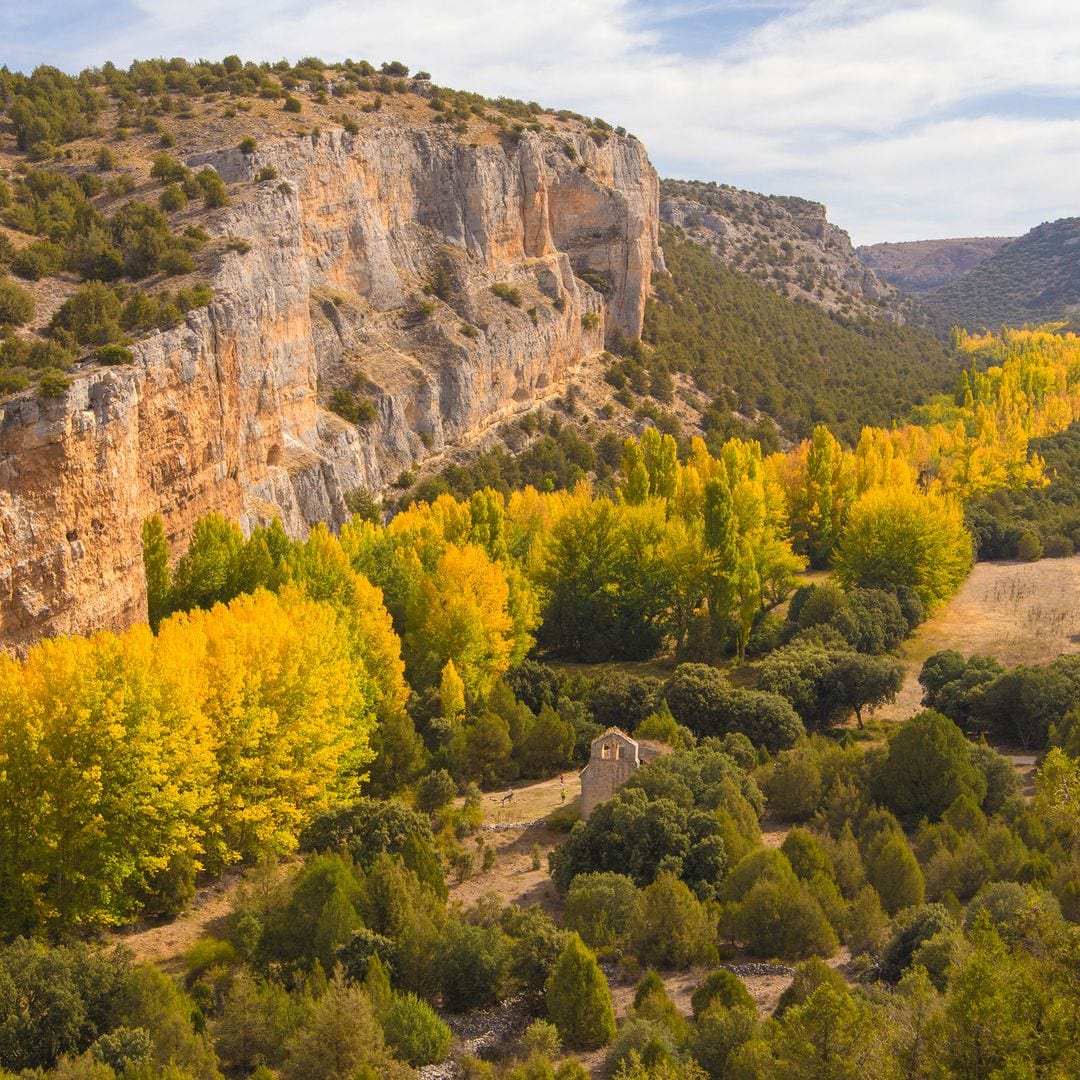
[36,0,1080,241]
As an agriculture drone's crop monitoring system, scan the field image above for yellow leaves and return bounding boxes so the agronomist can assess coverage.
[142,589,381,864]
[834,486,973,613]
[407,541,521,701]
[0,580,399,931]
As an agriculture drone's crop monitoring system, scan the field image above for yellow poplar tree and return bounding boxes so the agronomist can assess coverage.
[834,487,973,613]
[0,628,215,934]
[405,542,522,701]
[166,589,375,868]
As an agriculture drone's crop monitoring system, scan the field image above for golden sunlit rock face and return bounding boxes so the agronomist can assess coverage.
[0,125,660,649]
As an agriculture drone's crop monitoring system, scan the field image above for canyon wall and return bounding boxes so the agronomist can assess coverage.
[0,126,660,650]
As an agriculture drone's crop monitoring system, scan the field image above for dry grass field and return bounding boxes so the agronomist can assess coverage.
[873,555,1080,723]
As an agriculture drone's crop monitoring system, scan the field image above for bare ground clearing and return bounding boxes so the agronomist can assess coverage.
[109,867,247,974]
[449,772,581,917]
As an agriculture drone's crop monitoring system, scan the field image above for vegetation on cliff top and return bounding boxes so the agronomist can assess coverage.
[0,56,627,401]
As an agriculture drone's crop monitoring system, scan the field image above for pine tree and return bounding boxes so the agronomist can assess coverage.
[545,933,616,1050]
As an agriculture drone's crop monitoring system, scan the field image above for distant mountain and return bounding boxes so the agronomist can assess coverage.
[660,179,928,326]
[923,218,1080,329]
[857,237,1013,294]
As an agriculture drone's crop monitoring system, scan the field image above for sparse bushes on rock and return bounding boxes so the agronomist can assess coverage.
[492,282,523,307]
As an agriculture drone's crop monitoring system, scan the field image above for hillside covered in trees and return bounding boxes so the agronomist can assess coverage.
[642,230,959,445]
[926,216,1080,329]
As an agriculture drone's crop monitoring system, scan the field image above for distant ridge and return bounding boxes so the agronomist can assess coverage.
[857,237,1013,294]
[660,178,925,326]
[923,218,1080,329]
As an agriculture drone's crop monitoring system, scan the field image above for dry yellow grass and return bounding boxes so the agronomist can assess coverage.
[872,555,1080,723]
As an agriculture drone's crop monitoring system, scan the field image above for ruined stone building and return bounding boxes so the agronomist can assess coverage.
[579,728,670,819]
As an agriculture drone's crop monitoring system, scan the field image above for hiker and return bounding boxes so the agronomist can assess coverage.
[560,787,567,804]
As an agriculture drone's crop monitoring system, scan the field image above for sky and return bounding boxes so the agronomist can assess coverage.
[3,0,1080,244]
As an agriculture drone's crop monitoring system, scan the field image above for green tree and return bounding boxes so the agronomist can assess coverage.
[563,871,640,948]
[454,711,514,787]
[367,708,426,796]
[773,956,848,1019]
[973,664,1076,749]
[770,983,897,1080]
[169,513,246,613]
[690,970,755,1018]
[732,876,839,960]
[0,278,35,326]
[686,1002,757,1079]
[518,703,575,777]
[415,769,457,814]
[545,934,616,1050]
[260,854,363,968]
[0,939,129,1072]
[213,971,306,1074]
[756,641,848,731]
[439,921,508,1012]
[381,992,452,1065]
[110,964,219,1079]
[873,710,986,824]
[823,653,904,728]
[280,978,410,1080]
[299,799,446,900]
[629,871,719,969]
[551,783,726,894]
[846,885,889,958]
[940,922,1042,1078]
[967,741,1020,813]
[141,514,172,632]
[866,835,925,916]
[536,497,668,661]
[501,903,570,995]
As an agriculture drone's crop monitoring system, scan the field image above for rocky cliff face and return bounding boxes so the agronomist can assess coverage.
[0,126,660,649]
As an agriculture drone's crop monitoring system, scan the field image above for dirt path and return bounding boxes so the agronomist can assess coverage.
[871,556,1080,724]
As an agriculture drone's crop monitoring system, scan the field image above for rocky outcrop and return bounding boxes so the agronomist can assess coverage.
[659,180,922,324]
[0,126,660,650]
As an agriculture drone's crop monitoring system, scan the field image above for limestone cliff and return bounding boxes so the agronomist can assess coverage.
[0,126,660,649]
